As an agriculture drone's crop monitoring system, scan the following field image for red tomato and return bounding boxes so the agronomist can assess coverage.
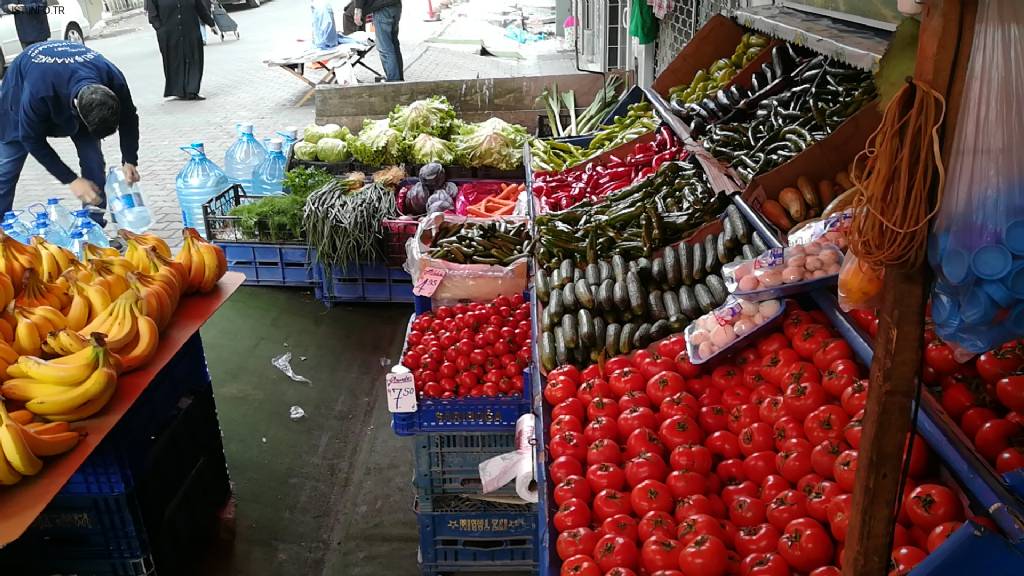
[840,380,869,416]
[660,392,700,422]
[765,489,807,530]
[940,378,978,420]
[804,406,849,445]
[809,567,841,576]
[594,534,638,572]
[551,455,584,484]
[821,372,856,400]
[674,350,702,379]
[811,439,848,479]
[585,416,620,444]
[602,514,639,541]
[735,523,781,556]
[793,325,832,360]
[832,450,859,492]
[736,347,762,367]
[578,378,613,405]
[728,495,767,528]
[552,414,584,436]
[638,510,678,541]
[778,517,834,573]
[618,407,658,440]
[722,386,754,409]
[805,480,841,522]
[925,340,960,374]
[777,447,814,484]
[647,371,686,406]
[890,546,927,575]
[631,479,674,516]
[706,430,741,460]
[554,498,591,532]
[762,349,801,386]
[759,395,786,425]
[554,398,586,422]
[625,427,666,460]
[996,374,1024,413]
[717,458,747,485]
[549,365,581,385]
[782,310,814,340]
[740,422,776,457]
[906,484,962,529]
[961,406,999,439]
[745,364,770,389]
[640,536,681,574]
[659,415,704,450]
[826,493,852,541]
[551,431,588,462]
[588,438,623,467]
[975,418,1022,461]
[617,391,651,413]
[673,495,715,522]
[812,339,853,371]
[676,514,729,546]
[698,405,729,433]
[657,335,687,361]
[926,521,961,553]
[760,474,791,501]
[844,411,864,448]
[669,444,713,475]
[742,451,778,485]
[625,451,668,487]
[678,534,728,576]
[588,396,620,422]
[976,343,1024,383]
[711,365,743,390]
[593,488,633,522]
[561,554,601,576]
[739,552,790,576]
[783,381,827,421]
[666,470,706,499]
[555,475,592,506]
[996,447,1024,473]
[772,417,805,450]
[557,527,600,560]
[609,368,646,398]
[728,404,762,435]
[587,463,626,493]
[758,333,792,356]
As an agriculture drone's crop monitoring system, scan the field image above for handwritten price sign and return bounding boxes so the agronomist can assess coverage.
[413,267,447,297]
[386,372,417,413]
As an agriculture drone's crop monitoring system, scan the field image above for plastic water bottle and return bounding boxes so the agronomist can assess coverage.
[1,222,27,244]
[73,211,110,248]
[34,215,71,248]
[176,142,230,238]
[105,166,152,233]
[224,123,267,192]
[2,211,31,241]
[68,229,86,259]
[277,127,299,157]
[251,138,287,196]
[45,198,75,233]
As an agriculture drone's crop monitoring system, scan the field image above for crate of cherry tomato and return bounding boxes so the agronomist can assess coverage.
[391,293,535,436]
[536,299,1015,576]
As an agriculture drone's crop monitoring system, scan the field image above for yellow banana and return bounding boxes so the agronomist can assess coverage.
[1,379,74,401]
[0,441,22,485]
[65,290,90,331]
[57,330,90,355]
[116,310,159,373]
[29,305,67,331]
[0,270,14,308]
[25,421,69,434]
[37,246,60,282]
[26,351,117,417]
[14,349,99,385]
[13,310,41,356]
[0,402,43,475]
[42,376,116,422]
[18,425,80,456]
[9,410,33,426]
[0,341,18,365]
[79,281,112,321]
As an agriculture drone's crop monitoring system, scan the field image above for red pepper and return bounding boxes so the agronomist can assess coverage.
[631,153,656,166]
[607,155,625,167]
[634,167,656,182]
[633,142,656,155]
[651,150,675,168]
[656,126,675,149]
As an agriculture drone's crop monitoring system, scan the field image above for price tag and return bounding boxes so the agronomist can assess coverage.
[413,267,447,297]
[386,372,417,413]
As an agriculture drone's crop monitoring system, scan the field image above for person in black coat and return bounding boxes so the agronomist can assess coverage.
[1,0,50,49]
[144,0,217,100]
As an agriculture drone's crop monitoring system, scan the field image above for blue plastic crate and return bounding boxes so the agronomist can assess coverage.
[217,242,317,287]
[414,432,519,498]
[315,261,416,306]
[908,521,1024,575]
[417,496,538,574]
[391,369,533,436]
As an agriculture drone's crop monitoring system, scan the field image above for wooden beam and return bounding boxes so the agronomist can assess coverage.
[842,1,968,575]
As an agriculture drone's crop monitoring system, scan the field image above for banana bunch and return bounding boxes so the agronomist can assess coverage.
[42,329,90,356]
[0,232,41,290]
[129,271,179,330]
[82,243,120,261]
[16,268,71,310]
[0,271,13,311]
[87,257,135,300]
[31,237,76,283]
[12,305,68,356]
[3,336,118,422]
[78,290,142,352]
[63,279,112,332]
[122,229,172,269]
[176,228,227,294]
[0,401,83,485]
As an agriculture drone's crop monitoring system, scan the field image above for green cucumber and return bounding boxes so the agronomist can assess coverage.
[647,290,667,321]
[560,258,575,285]
[554,326,569,366]
[626,270,647,316]
[540,331,556,371]
[716,231,731,265]
[542,306,556,332]
[612,254,628,283]
[695,283,715,313]
[613,280,630,311]
[598,260,613,282]
[663,290,682,320]
[726,204,752,244]
[742,244,759,260]
[722,215,739,249]
[562,283,578,312]
[752,232,769,253]
[651,257,667,287]
[619,322,637,354]
[664,245,681,288]
[679,285,700,318]
[551,267,565,289]
[705,274,728,306]
[585,263,601,286]
[678,243,694,285]
[598,278,615,311]
[549,287,564,317]
[704,234,718,273]
[633,323,652,349]
[633,258,653,284]
[606,323,622,356]
[578,309,595,347]
[561,313,578,348]
[650,319,671,341]
[691,241,706,282]
[593,316,607,353]
[535,269,551,303]
[575,279,596,310]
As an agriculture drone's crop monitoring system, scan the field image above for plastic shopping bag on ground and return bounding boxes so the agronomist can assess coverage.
[928,0,1024,352]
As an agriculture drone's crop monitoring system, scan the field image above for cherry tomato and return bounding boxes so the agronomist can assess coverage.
[996,447,1024,473]
[778,517,834,573]
[890,545,927,575]
[975,418,1021,461]
[926,521,961,553]
[996,374,1024,413]
[976,343,1024,383]
[960,406,999,439]
[557,527,600,561]
[925,340,960,375]
[906,484,962,529]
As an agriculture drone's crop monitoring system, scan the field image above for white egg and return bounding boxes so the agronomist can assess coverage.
[690,329,709,344]
[788,245,806,257]
[711,324,736,347]
[739,275,760,292]
[805,256,824,271]
[760,269,783,287]
[820,250,839,264]
[812,269,829,278]
[740,299,759,317]
[753,313,765,324]
[788,254,807,268]
[782,267,805,284]
[759,300,781,318]
[698,341,715,359]
[734,318,755,336]
[804,243,822,255]
[826,263,842,275]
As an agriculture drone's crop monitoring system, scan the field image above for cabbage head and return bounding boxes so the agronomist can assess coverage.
[303,124,330,144]
[322,124,351,141]
[409,134,456,165]
[453,118,528,170]
[293,141,319,161]
[389,96,457,138]
[316,138,350,163]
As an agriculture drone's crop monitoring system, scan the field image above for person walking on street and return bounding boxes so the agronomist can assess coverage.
[0,41,141,225]
[1,0,50,49]
[353,0,403,82]
[145,0,217,100]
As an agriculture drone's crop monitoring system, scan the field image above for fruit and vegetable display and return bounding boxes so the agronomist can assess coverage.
[536,205,771,370]
[0,227,227,486]
[530,103,660,173]
[293,123,351,162]
[686,297,784,363]
[462,183,525,218]
[224,166,334,243]
[545,303,977,576]
[668,32,769,109]
[401,294,531,399]
[760,171,857,234]
[699,54,876,181]
[402,163,458,216]
[532,128,684,212]
[539,76,625,138]
[426,220,532,266]
[534,161,726,265]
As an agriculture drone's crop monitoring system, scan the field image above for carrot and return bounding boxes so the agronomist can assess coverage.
[467,207,491,218]
[493,203,515,216]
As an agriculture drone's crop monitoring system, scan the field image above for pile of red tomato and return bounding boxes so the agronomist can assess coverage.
[848,310,1024,475]
[401,294,532,399]
[547,304,981,576]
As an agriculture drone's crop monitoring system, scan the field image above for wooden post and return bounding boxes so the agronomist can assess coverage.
[842,1,972,574]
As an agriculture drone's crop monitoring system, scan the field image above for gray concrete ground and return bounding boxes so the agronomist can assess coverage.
[11,0,574,250]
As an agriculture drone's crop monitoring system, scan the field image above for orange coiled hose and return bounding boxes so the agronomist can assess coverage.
[849,79,947,268]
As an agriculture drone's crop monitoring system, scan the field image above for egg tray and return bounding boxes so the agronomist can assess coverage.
[684,298,787,364]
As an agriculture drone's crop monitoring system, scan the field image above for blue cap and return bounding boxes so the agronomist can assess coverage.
[1006,262,1024,297]
[46,197,60,205]
[983,280,1015,308]
[942,247,972,285]
[960,287,998,325]
[972,244,1013,280]
[931,290,960,326]
[1009,302,1024,335]
[927,232,948,269]
[1006,219,1024,255]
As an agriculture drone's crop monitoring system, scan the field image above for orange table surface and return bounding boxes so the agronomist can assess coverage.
[0,271,245,547]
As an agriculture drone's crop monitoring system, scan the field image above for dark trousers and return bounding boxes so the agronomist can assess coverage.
[0,133,108,225]
[373,4,403,82]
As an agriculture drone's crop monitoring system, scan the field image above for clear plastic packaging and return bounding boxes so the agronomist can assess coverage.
[837,252,885,312]
[927,0,1024,352]
[788,209,853,250]
[685,297,786,364]
[405,213,529,305]
[723,244,844,301]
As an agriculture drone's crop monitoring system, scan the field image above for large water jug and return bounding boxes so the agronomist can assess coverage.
[45,198,75,233]
[34,215,71,248]
[176,142,229,238]
[224,123,267,192]
[277,127,298,157]
[106,166,153,233]
[2,211,31,240]
[73,210,110,248]
[251,139,287,196]
[68,229,86,259]
[2,222,27,244]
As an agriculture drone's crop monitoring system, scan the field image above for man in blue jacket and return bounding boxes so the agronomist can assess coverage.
[1,0,50,49]
[0,41,140,224]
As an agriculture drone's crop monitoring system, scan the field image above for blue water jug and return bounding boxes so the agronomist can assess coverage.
[2,211,31,241]
[105,166,152,233]
[68,229,86,259]
[34,215,71,248]
[277,127,299,157]
[251,139,287,196]
[45,198,75,233]
[176,142,230,238]
[224,123,267,192]
[73,210,110,248]
[2,222,27,244]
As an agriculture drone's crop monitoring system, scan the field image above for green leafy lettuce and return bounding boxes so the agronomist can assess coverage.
[453,118,528,170]
[409,133,456,165]
[389,96,457,138]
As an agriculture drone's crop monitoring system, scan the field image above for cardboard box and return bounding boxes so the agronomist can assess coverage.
[652,15,748,98]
